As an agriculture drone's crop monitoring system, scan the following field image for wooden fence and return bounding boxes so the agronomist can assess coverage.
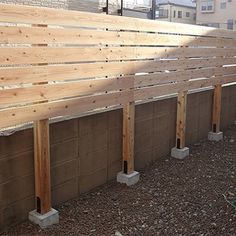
[0,4,236,218]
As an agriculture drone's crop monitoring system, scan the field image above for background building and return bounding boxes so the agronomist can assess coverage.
[156,0,196,24]
[196,0,236,30]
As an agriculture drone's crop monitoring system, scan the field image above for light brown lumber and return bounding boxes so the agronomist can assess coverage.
[122,102,135,174]
[210,39,224,133]
[176,91,187,149]
[32,23,52,215]
[0,47,235,66]
[134,66,236,88]
[134,74,236,101]
[0,77,133,106]
[34,118,51,214]
[1,57,236,86]
[1,26,236,48]
[2,66,236,107]
[1,74,235,131]
[0,91,132,130]
[212,84,222,133]
[0,3,236,39]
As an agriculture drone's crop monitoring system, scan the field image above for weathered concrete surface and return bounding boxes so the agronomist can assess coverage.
[28,208,59,229]
[171,147,190,159]
[117,171,140,186]
[208,131,223,142]
[0,85,236,230]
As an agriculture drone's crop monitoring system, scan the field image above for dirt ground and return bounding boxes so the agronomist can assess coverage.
[1,125,236,236]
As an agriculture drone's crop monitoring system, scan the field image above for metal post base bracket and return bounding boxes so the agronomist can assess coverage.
[117,171,140,186]
[29,208,59,229]
[208,131,223,142]
[171,147,189,160]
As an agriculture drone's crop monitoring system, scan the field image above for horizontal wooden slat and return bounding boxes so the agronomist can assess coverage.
[1,66,236,107]
[0,77,133,106]
[1,74,235,130]
[0,4,236,39]
[0,91,132,130]
[1,47,236,66]
[135,66,236,87]
[135,74,236,101]
[1,26,236,48]
[1,57,236,86]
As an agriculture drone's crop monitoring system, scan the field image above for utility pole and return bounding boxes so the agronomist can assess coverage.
[118,0,123,16]
[152,0,156,20]
[103,0,109,14]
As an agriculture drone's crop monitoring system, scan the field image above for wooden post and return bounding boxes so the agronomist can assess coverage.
[32,24,52,214]
[29,24,58,229]
[212,84,222,133]
[208,41,224,140]
[34,119,51,214]
[171,90,189,159]
[176,91,187,149]
[122,102,135,174]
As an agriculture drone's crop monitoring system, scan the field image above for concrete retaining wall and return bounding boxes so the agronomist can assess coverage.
[0,85,236,230]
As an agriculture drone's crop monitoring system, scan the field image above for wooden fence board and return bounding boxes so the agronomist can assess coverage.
[0,91,132,129]
[0,47,235,66]
[1,26,236,48]
[2,57,236,86]
[134,74,236,101]
[0,3,236,129]
[1,66,236,107]
[0,4,236,39]
[0,74,235,130]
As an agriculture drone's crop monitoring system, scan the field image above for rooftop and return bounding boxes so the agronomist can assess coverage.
[156,0,196,8]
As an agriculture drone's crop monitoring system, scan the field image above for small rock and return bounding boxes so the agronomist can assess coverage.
[211,223,217,227]
[115,231,123,236]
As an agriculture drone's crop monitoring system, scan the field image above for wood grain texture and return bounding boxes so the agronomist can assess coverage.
[212,84,222,133]
[1,25,236,47]
[122,102,135,174]
[1,66,236,107]
[34,119,51,214]
[0,3,236,39]
[176,91,187,149]
[1,47,236,66]
[0,91,132,129]
[2,57,236,86]
[0,3,236,129]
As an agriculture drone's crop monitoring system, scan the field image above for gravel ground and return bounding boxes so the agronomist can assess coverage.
[1,125,236,236]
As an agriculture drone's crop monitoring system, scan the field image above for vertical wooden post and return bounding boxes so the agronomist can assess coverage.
[34,119,51,214]
[29,25,58,229]
[176,91,187,149]
[212,84,222,133]
[117,100,139,185]
[32,24,52,214]
[171,90,189,159]
[122,102,135,174]
[208,42,224,141]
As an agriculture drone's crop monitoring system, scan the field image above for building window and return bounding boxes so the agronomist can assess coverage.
[186,12,190,17]
[209,23,220,28]
[227,19,234,30]
[220,1,227,9]
[193,13,196,20]
[173,10,176,18]
[201,0,214,12]
[178,11,182,18]
[156,8,169,18]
